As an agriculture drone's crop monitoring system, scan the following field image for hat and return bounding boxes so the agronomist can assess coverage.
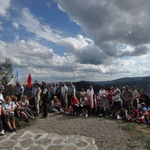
[142,107,148,111]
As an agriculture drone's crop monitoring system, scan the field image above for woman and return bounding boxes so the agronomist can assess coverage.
[11,95,29,122]
[19,95,34,119]
[34,83,41,115]
[2,96,17,132]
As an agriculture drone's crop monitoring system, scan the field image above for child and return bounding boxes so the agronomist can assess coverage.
[139,103,149,123]
[117,107,127,120]
[129,107,139,122]
[51,96,62,113]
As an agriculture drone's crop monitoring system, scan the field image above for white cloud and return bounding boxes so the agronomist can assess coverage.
[12,22,20,29]
[58,0,150,57]
[0,0,11,17]
[1,0,150,83]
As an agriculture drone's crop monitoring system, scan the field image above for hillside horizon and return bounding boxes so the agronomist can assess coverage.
[73,76,150,95]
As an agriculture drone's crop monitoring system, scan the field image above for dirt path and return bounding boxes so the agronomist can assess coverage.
[26,113,146,150]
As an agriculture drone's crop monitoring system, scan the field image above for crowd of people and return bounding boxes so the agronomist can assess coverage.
[0,80,150,136]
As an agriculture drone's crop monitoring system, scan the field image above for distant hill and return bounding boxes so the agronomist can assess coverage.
[73,76,150,95]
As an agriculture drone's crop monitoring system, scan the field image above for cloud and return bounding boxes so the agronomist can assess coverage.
[12,22,20,29]
[1,0,150,83]
[0,0,11,17]
[58,0,150,58]
[17,8,108,65]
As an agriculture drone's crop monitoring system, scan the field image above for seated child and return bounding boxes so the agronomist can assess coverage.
[117,107,127,120]
[129,107,139,122]
[51,96,62,113]
[139,103,149,123]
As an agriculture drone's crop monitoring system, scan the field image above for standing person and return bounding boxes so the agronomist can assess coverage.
[80,88,86,98]
[55,83,61,100]
[131,86,139,109]
[52,83,57,98]
[34,83,41,116]
[14,82,23,101]
[111,85,121,117]
[99,86,106,98]
[87,86,94,112]
[61,82,68,110]
[106,88,113,106]
[41,81,48,118]
[68,82,76,108]
[139,89,149,107]
[122,85,133,113]
[48,84,53,106]
[0,87,5,135]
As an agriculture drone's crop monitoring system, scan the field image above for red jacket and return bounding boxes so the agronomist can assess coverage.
[71,97,79,105]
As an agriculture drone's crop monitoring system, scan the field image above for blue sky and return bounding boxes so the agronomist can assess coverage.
[0,0,150,84]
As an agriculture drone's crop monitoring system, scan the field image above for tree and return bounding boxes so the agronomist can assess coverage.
[0,58,13,96]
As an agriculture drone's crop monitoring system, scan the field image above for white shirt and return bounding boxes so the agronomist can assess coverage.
[112,88,121,102]
[61,85,68,96]
[99,89,106,97]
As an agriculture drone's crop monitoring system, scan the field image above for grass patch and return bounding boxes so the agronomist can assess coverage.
[145,138,150,150]
[117,121,138,132]
[127,143,137,149]
[117,120,150,149]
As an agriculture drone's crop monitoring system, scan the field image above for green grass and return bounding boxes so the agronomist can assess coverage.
[145,138,150,150]
[116,120,150,149]
[119,122,136,131]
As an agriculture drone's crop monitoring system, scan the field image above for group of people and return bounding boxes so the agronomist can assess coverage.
[0,80,150,136]
[48,83,150,125]
[0,82,35,136]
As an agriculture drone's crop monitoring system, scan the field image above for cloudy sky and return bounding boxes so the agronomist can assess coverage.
[0,0,150,84]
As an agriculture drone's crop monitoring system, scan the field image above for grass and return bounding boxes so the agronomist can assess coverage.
[145,138,150,150]
[117,120,150,149]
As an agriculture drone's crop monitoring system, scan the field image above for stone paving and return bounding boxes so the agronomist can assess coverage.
[0,129,98,150]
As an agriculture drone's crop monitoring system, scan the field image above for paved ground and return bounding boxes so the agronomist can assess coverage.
[0,129,98,150]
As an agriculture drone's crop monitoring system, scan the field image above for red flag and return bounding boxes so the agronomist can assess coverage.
[27,74,32,88]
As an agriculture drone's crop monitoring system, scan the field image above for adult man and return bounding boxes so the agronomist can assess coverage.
[41,81,48,118]
[14,82,23,101]
[122,85,133,113]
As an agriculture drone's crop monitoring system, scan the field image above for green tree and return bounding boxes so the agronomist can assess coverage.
[0,58,13,96]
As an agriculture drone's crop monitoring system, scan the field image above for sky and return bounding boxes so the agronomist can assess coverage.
[0,0,150,84]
